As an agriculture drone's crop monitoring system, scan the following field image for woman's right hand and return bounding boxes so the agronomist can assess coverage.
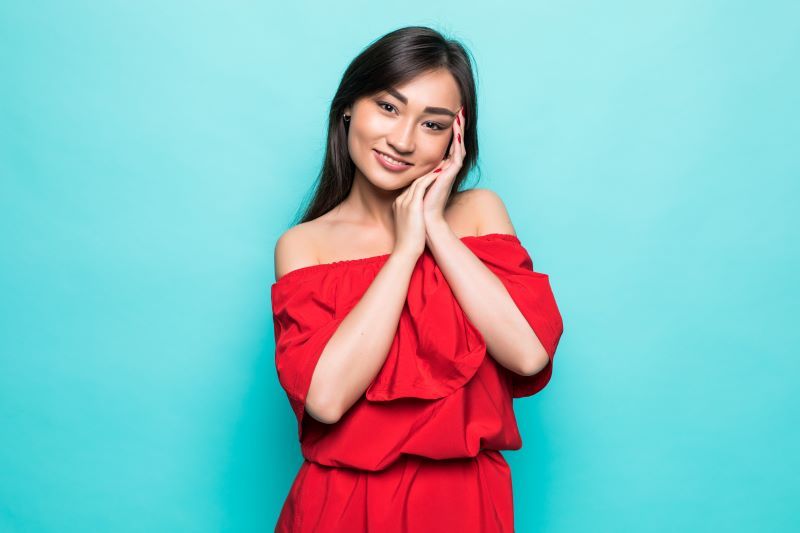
[391,173,439,260]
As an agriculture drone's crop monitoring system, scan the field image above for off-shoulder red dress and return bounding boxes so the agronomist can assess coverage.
[271,233,564,532]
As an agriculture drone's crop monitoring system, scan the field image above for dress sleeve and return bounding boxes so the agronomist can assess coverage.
[271,275,344,441]
[467,234,565,398]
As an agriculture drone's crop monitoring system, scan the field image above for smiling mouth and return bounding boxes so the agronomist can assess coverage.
[374,149,413,166]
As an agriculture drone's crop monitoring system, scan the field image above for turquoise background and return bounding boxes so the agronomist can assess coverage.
[1,1,798,531]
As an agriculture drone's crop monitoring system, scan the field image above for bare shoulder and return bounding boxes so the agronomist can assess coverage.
[457,188,517,236]
[273,222,321,282]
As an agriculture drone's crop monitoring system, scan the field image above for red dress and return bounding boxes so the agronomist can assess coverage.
[271,233,564,532]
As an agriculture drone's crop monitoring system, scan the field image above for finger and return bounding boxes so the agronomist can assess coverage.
[456,106,466,160]
[446,119,457,159]
[413,174,437,204]
[451,108,463,158]
[436,155,454,175]
[403,174,430,206]
[397,176,418,205]
[400,177,421,207]
[408,176,436,213]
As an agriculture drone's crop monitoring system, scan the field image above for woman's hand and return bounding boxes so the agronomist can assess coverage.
[422,106,466,225]
[391,170,439,260]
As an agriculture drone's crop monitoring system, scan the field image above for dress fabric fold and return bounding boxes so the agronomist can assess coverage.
[271,233,564,532]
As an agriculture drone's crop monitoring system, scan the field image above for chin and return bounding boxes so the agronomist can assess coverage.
[360,170,413,191]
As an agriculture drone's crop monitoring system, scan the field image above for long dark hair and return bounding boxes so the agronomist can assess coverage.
[293,26,481,226]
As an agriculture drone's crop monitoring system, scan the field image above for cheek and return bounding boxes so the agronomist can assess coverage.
[421,136,450,163]
[349,117,384,154]
[347,122,379,166]
[354,113,389,138]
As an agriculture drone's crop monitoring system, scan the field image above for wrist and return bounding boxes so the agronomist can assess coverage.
[424,215,449,236]
[425,217,454,245]
[387,247,422,273]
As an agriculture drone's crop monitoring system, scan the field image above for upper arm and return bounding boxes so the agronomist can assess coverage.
[467,188,517,236]
[467,189,549,372]
[274,225,319,282]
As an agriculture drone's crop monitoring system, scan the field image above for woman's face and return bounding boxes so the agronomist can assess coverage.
[345,69,462,190]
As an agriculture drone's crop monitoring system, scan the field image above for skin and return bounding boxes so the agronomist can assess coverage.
[275,68,550,424]
[339,68,461,256]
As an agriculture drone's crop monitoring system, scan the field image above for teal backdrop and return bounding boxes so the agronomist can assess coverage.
[1,1,798,532]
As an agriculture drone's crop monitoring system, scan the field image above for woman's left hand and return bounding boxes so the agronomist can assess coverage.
[422,106,466,224]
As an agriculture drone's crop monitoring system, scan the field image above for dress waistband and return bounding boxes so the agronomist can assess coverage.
[303,449,506,473]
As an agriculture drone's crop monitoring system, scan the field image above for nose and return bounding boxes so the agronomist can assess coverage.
[386,118,415,155]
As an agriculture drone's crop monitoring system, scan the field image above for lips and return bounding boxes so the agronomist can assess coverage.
[373,149,412,166]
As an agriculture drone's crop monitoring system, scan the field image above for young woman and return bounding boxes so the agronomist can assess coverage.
[271,26,564,532]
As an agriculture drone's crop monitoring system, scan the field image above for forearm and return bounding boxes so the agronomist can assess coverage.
[425,219,549,376]
[306,251,419,422]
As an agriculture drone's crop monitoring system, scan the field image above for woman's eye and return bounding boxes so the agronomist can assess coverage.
[377,102,443,131]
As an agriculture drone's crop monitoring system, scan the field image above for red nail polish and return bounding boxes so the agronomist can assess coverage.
[457,133,461,143]
[456,115,460,126]
[434,168,442,172]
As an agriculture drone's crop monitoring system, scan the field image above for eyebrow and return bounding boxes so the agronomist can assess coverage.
[385,87,456,118]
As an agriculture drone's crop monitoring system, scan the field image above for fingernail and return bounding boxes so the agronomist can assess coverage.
[456,115,460,126]
[457,133,461,143]
[434,168,442,173]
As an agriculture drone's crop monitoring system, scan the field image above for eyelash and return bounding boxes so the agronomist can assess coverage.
[377,101,445,131]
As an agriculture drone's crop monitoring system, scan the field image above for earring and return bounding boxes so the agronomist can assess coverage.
[343,114,351,122]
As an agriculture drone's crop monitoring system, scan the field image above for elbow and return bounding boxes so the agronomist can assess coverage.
[305,393,343,425]
[305,368,344,424]
[516,348,551,377]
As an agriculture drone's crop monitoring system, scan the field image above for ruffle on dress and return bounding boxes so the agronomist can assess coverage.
[271,233,564,442]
